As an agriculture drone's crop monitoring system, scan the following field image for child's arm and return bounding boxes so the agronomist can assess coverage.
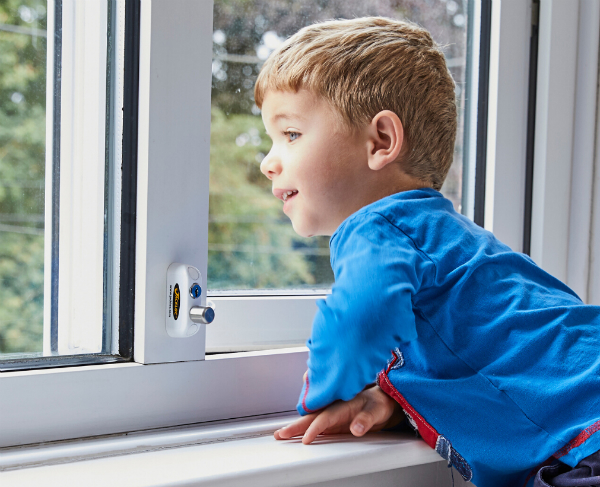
[275,385,405,444]
[298,214,423,415]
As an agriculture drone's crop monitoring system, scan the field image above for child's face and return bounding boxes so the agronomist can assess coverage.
[260,89,370,237]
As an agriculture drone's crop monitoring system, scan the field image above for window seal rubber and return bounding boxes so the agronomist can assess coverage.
[473,0,493,227]
[117,0,141,360]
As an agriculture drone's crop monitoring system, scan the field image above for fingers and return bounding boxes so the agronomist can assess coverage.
[274,413,317,440]
[275,370,312,440]
[302,409,338,444]
[302,400,357,444]
[274,387,401,445]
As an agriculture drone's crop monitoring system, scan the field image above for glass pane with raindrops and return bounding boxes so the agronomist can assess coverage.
[208,0,468,292]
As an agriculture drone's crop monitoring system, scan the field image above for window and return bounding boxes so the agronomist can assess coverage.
[0,0,134,370]
[0,0,542,449]
[206,0,472,353]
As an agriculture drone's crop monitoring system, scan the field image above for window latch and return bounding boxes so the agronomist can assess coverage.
[166,263,215,338]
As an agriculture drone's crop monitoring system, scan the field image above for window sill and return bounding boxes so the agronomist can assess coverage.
[1,413,467,486]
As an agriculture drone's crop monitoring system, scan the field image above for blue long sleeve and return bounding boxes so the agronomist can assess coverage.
[295,188,600,486]
[297,213,427,414]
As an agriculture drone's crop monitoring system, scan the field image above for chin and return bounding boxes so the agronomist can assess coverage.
[293,228,314,238]
[291,221,315,238]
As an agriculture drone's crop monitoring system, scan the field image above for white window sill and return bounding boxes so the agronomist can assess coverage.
[1,413,471,487]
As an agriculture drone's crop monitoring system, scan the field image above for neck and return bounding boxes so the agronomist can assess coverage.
[367,167,429,205]
[326,171,429,236]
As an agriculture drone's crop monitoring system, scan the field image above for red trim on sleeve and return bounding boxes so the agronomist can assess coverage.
[378,370,439,449]
[301,374,316,414]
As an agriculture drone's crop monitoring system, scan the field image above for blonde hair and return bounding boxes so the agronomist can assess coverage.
[254,17,457,190]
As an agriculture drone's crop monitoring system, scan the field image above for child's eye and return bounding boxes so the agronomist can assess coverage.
[284,131,300,142]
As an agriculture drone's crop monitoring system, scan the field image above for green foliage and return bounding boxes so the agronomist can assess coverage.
[0,232,44,353]
[208,106,332,289]
[0,0,47,353]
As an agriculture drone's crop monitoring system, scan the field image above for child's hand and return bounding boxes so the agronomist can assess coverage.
[274,385,405,445]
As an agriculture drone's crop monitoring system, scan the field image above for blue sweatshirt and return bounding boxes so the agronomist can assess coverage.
[297,189,600,487]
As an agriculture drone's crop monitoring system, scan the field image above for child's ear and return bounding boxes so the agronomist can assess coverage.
[366,110,404,171]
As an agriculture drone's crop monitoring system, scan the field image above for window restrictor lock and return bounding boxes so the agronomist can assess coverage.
[166,263,215,338]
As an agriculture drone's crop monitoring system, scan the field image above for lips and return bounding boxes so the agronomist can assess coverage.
[273,188,299,202]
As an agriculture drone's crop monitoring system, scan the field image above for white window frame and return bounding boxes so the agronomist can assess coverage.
[530,0,600,305]
[46,0,110,356]
[530,0,580,281]
[42,0,124,358]
[1,0,577,449]
[483,0,533,250]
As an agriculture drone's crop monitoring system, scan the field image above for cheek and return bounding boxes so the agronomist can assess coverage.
[306,143,338,174]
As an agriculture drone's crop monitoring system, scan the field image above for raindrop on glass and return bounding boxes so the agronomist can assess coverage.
[213,29,226,45]
[453,14,466,27]
[11,92,24,104]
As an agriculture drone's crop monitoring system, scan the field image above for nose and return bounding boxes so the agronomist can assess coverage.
[260,150,281,180]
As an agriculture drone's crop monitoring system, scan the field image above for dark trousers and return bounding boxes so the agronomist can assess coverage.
[535,450,600,487]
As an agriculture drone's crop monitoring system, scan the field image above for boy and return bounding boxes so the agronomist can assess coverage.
[254,17,600,487]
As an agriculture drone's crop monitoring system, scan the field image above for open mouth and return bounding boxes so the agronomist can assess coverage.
[282,190,298,202]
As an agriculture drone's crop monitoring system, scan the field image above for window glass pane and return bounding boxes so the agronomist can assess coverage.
[208,0,468,293]
[0,0,125,363]
[0,1,47,358]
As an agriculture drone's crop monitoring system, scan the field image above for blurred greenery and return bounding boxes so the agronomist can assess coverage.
[0,0,46,354]
[208,107,330,290]
[0,0,466,353]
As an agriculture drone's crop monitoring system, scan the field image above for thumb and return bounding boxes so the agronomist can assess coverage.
[350,411,374,437]
[349,397,392,437]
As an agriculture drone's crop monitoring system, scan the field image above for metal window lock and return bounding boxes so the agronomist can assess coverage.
[166,263,215,338]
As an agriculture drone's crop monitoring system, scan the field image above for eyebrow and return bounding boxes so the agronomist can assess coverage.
[270,112,306,123]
